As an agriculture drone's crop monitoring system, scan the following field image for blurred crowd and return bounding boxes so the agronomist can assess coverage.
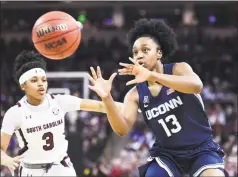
[1,7,237,177]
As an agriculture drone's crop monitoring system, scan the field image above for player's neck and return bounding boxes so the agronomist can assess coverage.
[154,61,163,74]
[26,95,45,106]
[148,62,163,86]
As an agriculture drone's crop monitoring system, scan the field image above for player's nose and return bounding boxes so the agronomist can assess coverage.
[137,51,144,59]
[37,80,44,86]
[135,56,142,62]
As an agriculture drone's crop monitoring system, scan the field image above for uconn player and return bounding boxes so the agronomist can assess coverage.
[89,19,227,177]
[1,51,118,176]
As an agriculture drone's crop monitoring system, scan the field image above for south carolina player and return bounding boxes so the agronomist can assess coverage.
[89,19,227,177]
[1,50,118,176]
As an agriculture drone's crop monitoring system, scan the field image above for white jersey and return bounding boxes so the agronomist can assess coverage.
[1,94,82,164]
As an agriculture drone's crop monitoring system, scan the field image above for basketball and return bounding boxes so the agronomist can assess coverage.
[32,11,82,60]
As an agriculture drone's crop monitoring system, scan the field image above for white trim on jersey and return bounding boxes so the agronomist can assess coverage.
[193,163,224,177]
[194,94,205,110]
[155,157,174,177]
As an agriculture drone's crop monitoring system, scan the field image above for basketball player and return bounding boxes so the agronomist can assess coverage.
[1,50,118,176]
[88,19,227,177]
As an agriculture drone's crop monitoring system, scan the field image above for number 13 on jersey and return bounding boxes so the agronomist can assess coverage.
[158,115,182,137]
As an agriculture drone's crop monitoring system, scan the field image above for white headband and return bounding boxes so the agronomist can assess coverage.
[19,68,46,85]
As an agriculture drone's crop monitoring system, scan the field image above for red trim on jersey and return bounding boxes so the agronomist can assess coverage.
[60,156,69,167]
[18,129,29,155]
[16,102,21,107]
[50,94,55,99]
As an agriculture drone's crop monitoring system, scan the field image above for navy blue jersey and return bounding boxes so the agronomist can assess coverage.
[136,63,213,157]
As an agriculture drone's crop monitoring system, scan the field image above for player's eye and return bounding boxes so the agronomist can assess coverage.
[42,79,47,82]
[31,80,37,83]
[142,48,149,53]
[133,51,138,56]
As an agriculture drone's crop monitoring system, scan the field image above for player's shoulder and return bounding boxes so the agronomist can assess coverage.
[48,94,77,103]
[172,62,192,69]
[49,93,70,100]
[125,86,139,102]
[8,104,21,111]
[171,62,193,75]
[4,104,22,117]
[127,86,138,95]
[46,93,65,100]
[172,62,191,68]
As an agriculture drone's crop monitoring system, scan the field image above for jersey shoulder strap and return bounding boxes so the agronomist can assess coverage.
[163,63,176,75]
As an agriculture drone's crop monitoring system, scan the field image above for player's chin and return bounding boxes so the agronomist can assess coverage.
[33,95,45,101]
[145,65,153,70]
[36,91,46,97]
[143,65,148,69]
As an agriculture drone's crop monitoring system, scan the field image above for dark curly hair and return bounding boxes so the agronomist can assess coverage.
[14,50,46,83]
[127,18,178,59]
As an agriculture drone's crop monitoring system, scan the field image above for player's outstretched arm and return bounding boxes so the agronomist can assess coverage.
[88,66,139,136]
[119,58,203,94]
[53,94,123,114]
[80,99,123,113]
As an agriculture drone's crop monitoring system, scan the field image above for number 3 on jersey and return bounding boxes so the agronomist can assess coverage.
[158,115,182,137]
[42,132,54,150]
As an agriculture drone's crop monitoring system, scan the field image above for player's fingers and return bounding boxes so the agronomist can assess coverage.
[118,68,132,72]
[12,162,19,168]
[128,57,136,65]
[16,155,24,159]
[118,68,134,75]
[14,159,22,164]
[128,57,134,63]
[15,154,24,160]
[9,166,15,172]
[119,62,133,68]
[129,57,139,65]
[9,168,14,176]
[126,79,137,86]
[119,72,133,75]
[14,156,24,163]
[88,85,96,92]
[118,68,129,73]
[97,66,102,78]
[90,67,97,80]
[88,74,96,85]
[109,73,117,83]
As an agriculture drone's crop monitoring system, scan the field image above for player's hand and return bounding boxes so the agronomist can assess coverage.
[88,66,117,99]
[2,155,23,171]
[118,57,152,85]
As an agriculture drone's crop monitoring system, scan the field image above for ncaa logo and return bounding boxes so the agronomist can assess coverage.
[143,96,149,108]
[52,107,59,115]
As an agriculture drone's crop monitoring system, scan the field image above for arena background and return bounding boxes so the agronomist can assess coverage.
[0,1,237,177]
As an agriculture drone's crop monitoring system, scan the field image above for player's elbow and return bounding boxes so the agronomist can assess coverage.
[193,81,203,94]
[115,131,127,137]
[114,129,128,136]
